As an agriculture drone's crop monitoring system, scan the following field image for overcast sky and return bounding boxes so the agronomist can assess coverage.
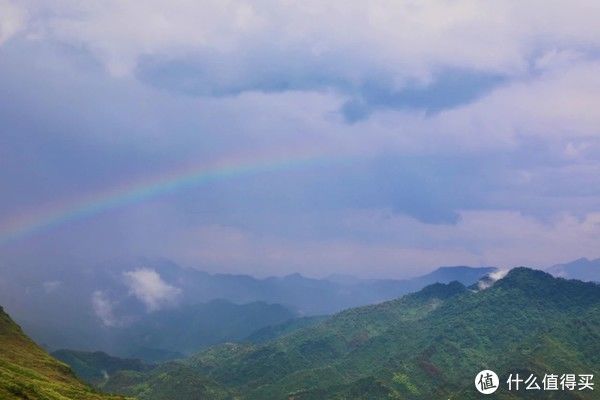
[1,1,600,278]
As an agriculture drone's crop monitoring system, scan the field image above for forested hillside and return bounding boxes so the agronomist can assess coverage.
[102,268,600,399]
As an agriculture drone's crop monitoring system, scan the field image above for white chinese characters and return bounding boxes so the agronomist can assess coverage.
[475,370,499,394]
[506,373,593,391]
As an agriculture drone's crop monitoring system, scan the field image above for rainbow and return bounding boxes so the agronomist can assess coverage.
[0,150,330,245]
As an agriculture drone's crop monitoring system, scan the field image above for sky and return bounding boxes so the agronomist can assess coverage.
[1,0,600,278]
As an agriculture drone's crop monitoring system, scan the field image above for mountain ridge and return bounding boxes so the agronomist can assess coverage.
[0,260,495,355]
[101,267,600,399]
[547,257,600,282]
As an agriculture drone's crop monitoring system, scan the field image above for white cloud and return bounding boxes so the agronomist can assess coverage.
[17,1,600,82]
[123,268,181,311]
[26,0,265,76]
[0,0,25,44]
[478,269,510,290]
[42,280,61,293]
[91,290,119,327]
[357,59,600,155]
[7,2,600,155]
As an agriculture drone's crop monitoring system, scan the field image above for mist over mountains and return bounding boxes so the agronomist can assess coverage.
[0,259,494,358]
[2,261,600,399]
[1,256,597,364]
[60,268,600,400]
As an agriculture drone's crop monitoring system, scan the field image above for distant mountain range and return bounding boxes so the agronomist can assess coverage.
[4,254,600,368]
[0,259,495,357]
[51,349,152,387]
[97,268,600,400]
[111,299,297,360]
[139,261,497,315]
[547,257,600,282]
[6,267,600,399]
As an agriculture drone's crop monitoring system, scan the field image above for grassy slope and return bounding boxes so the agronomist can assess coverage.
[0,306,130,400]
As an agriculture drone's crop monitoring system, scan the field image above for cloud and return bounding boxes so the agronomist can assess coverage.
[152,209,600,278]
[123,268,181,311]
[0,0,24,45]
[340,69,505,122]
[478,269,510,290]
[91,290,119,327]
[42,280,61,293]
[173,225,478,278]
[14,1,600,115]
[1,2,600,279]
[30,1,599,75]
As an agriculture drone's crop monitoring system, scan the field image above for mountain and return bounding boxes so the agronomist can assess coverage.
[547,257,600,282]
[349,265,497,301]
[52,349,152,386]
[244,315,328,344]
[103,268,600,399]
[53,315,327,388]
[409,265,498,287]
[0,258,495,355]
[146,263,490,316]
[113,299,297,360]
[0,305,129,400]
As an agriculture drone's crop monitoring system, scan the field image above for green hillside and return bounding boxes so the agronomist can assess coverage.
[244,315,328,344]
[52,350,152,387]
[48,349,235,400]
[103,268,600,399]
[103,362,234,400]
[114,299,297,360]
[0,305,131,400]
